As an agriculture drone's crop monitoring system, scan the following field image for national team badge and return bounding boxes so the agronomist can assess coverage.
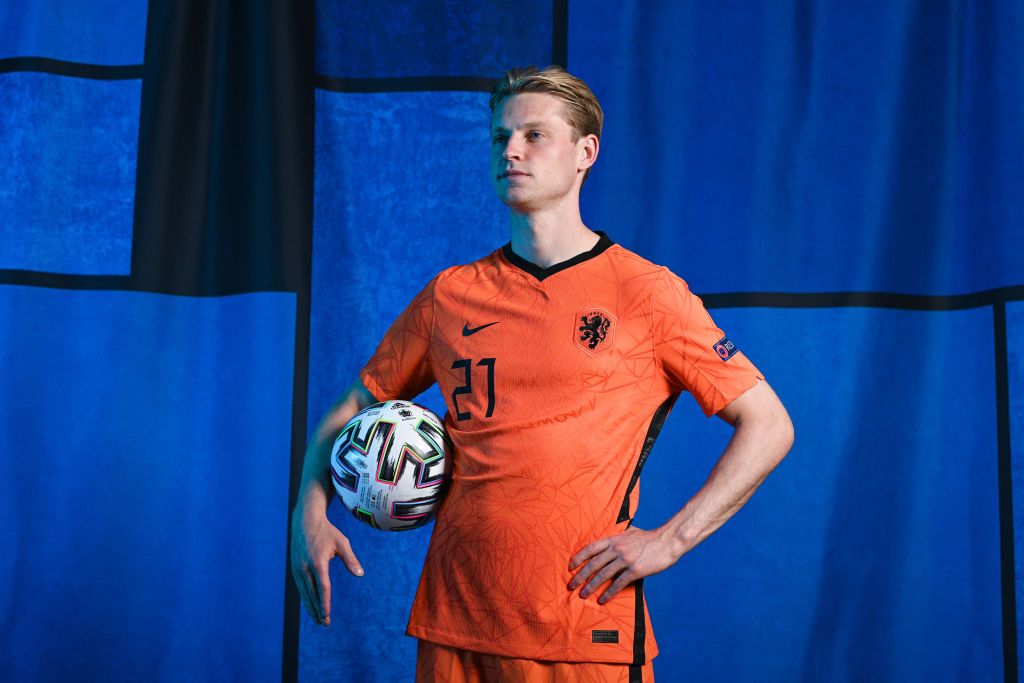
[713,336,739,362]
[575,307,616,355]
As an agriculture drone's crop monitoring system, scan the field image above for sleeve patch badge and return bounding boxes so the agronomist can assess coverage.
[713,336,739,362]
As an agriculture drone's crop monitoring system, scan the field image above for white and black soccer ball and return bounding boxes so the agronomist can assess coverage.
[330,400,451,531]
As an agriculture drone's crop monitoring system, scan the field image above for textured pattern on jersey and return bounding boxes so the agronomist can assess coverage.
[359,238,763,663]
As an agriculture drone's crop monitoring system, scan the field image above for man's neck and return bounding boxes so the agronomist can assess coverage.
[507,205,600,269]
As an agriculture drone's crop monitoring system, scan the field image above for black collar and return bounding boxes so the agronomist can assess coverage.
[501,231,615,282]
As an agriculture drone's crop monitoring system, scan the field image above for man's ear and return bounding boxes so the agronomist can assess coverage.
[578,134,599,170]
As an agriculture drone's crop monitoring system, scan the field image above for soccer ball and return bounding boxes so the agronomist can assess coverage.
[330,400,451,531]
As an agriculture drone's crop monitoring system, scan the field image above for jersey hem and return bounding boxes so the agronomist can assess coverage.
[406,624,657,665]
[705,365,765,417]
[358,370,389,403]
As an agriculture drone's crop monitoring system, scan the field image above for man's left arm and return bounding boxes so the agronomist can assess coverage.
[568,378,794,604]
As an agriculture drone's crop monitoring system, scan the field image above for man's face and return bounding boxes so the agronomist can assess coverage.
[490,92,590,212]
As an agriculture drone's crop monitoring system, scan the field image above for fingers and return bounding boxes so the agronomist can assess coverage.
[599,569,636,604]
[292,563,324,626]
[569,538,609,571]
[301,591,321,625]
[289,518,366,629]
[313,564,331,626]
[568,548,617,591]
[336,534,365,577]
[299,569,324,625]
[580,557,627,600]
[307,532,366,627]
[568,545,636,605]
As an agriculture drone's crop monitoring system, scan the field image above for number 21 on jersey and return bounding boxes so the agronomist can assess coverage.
[451,358,496,420]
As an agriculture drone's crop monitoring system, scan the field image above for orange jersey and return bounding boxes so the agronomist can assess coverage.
[359,231,763,665]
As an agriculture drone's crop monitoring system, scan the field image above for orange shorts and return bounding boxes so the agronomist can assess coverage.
[415,640,655,683]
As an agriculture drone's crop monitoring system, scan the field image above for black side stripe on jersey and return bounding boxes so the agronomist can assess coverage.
[618,393,680,524]
[632,577,647,672]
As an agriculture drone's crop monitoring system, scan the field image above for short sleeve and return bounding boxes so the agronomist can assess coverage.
[358,272,440,402]
[652,268,764,417]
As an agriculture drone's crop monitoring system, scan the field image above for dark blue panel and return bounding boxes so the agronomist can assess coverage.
[0,0,147,64]
[316,0,552,78]
[571,1,1024,295]
[306,90,509,680]
[0,73,139,275]
[632,305,999,681]
[1008,301,1024,681]
[0,286,295,681]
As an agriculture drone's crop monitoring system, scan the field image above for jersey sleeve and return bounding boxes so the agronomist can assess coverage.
[358,272,440,402]
[652,268,764,417]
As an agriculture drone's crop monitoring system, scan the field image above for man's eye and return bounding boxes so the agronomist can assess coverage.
[529,131,542,139]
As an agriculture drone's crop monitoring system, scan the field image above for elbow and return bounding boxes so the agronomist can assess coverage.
[775,409,795,461]
[746,403,793,464]
[733,407,793,468]
[783,416,795,454]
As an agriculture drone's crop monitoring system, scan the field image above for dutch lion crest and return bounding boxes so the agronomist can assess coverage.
[574,307,616,354]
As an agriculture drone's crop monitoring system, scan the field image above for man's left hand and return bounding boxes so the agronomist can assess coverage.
[568,526,681,604]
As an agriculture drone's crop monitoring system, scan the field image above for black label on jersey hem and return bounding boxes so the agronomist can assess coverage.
[592,629,619,644]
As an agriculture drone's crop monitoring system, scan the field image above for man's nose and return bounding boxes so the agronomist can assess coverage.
[503,136,523,160]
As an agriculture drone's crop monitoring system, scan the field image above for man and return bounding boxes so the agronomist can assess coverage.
[291,65,794,682]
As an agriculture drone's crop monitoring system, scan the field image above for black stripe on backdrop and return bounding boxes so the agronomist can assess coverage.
[131,3,312,297]
[283,278,311,683]
[4,266,1022,311]
[0,57,143,79]
[315,74,495,93]
[553,0,569,67]
[0,272,133,289]
[703,285,1024,310]
[994,303,1017,683]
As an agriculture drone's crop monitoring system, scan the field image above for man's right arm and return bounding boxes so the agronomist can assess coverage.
[289,377,379,627]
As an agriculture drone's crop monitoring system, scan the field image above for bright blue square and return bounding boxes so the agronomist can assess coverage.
[0,73,139,275]
[0,285,296,681]
[0,0,147,64]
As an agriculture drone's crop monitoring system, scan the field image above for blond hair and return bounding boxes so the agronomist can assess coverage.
[489,65,604,186]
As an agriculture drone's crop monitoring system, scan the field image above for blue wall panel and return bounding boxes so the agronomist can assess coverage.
[316,0,552,78]
[305,89,508,681]
[570,1,1024,296]
[1009,301,1024,682]
[633,305,1000,681]
[0,73,140,275]
[0,285,296,681]
[0,0,147,64]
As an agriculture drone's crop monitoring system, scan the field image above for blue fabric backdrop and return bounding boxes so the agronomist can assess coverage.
[1,1,1022,682]
[0,1,301,680]
[308,1,1022,682]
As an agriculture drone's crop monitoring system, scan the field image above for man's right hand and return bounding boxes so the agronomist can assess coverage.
[290,378,377,626]
[290,512,364,627]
